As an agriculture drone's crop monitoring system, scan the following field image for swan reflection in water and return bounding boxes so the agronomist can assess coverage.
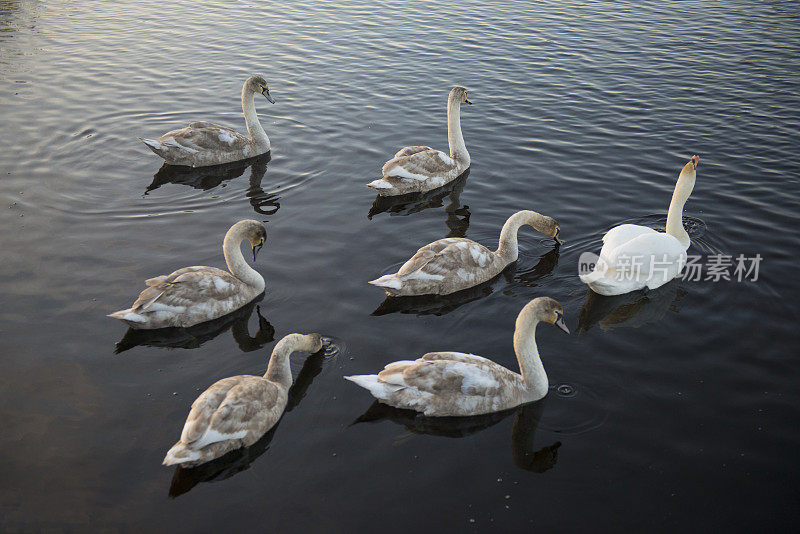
[168,345,328,497]
[372,247,560,316]
[114,295,274,354]
[144,154,280,215]
[368,170,471,238]
[353,398,560,473]
[577,279,686,333]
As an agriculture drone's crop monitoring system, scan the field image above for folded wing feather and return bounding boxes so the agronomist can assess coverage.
[160,124,250,153]
[132,267,241,313]
[180,377,279,449]
[392,145,433,159]
[180,376,247,445]
[381,149,457,181]
[378,357,502,397]
[603,232,686,277]
[397,238,495,279]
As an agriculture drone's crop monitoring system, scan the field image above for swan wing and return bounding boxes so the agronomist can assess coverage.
[378,358,504,397]
[131,267,240,312]
[158,124,250,153]
[603,232,687,277]
[180,376,278,448]
[144,266,207,287]
[397,238,494,280]
[179,375,248,444]
[205,380,279,437]
[420,351,497,366]
[187,121,228,129]
[393,145,434,159]
[381,149,457,181]
[601,224,658,252]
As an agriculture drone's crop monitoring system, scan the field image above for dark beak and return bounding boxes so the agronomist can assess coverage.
[262,88,275,104]
[465,98,472,105]
[554,229,562,245]
[555,315,570,334]
[252,240,264,261]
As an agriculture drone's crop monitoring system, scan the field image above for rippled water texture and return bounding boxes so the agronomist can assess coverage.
[1,0,799,531]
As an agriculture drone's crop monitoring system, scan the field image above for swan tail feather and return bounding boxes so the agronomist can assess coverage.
[367,179,394,191]
[163,441,201,466]
[369,274,403,293]
[139,137,164,154]
[345,374,404,401]
[107,308,147,324]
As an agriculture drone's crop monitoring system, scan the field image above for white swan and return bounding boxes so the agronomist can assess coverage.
[139,75,274,167]
[368,86,471,195]
[345,297,569,416]
[369,210,560,296]
[163,333,323,466]
[108,220,267,329]
[580,156,699,296]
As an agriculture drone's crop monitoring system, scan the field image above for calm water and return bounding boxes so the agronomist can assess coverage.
[1,0,799,530]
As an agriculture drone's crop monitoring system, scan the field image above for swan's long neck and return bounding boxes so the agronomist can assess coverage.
[513,316,548,400]
[223,226,265,291]
[665,168,696,249]
[264,334,321,388]
[447,98,469,165]
[496,210,549,263]
[241,85,270,151]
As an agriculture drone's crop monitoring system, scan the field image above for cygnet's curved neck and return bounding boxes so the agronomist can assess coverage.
[447,97,469,165]
[513,314,548,400]
[665,167,695,249]
[496,211,548,262]
[264,334,319,388]
[241,84,270,151]
[223,226,265,290]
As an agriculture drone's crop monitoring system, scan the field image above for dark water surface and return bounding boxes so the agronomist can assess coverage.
[2,0,799,531]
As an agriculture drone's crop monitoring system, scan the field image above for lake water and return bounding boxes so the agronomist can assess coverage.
[1,0,799,530]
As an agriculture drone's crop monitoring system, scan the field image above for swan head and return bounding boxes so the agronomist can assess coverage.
[304,333,325,354]
[246,75,275,104]
[680,155,700,178]
[552,222,562,244]
[521,211,560,243]
[520,297,570,334]
[231,219,267,261]
[281,332,324,354]
[675,155,699,199]
[450,86,472,105]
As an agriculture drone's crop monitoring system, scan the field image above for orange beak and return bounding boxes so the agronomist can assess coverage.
[692,155,700,168]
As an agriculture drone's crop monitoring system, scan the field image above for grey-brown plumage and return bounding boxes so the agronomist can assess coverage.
[369,210,561,296]
[345,298,570,416]
[140,75,274,167]
[163,333,324,467]
[368,86,471,195]
[108,220,267,329]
